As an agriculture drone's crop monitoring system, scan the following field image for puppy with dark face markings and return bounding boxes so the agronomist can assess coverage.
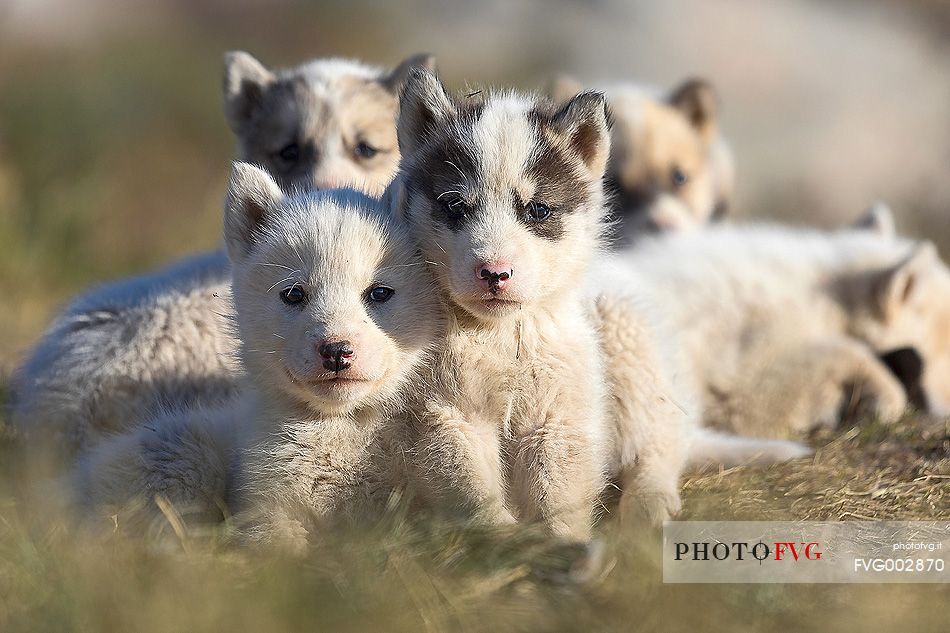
[396,70,613,541]
[397,71,805,533]
[10,52,436,460]
[74,164,443,546]
[225,52,435,196]
[550,76,734,245]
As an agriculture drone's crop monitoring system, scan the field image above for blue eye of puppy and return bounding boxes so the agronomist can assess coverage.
[355,141,378,160]
[280,285,307,305]
[441,195,469,219]
[277,143,300,164]
[525,201,551,222]
[367,286,395,303]
[671,166,689,188]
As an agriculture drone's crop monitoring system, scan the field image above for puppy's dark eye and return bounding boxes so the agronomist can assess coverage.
[367,286,394,303]
[355,141,378,160]
[671,166,689,189]
[280,285,307,305]
[277,143,300,164]
[440,195,469,220]
[525,201,551,222]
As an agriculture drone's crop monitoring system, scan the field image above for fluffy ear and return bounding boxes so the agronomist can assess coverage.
[383,53,437,93]
[223,51,276,133]
[852,201,896,238]
[669,78,718,142]
[547,74,585,106]
[551,91,611,177]
[397,68,456,157]
[874,241,937,321]
[224,162,284,262]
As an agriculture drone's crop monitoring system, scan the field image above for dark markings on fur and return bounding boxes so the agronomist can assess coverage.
[880,347,928,411]
[238,78,320,191]
[404,100,485,233]
[711,199,729,222]
[405,95,595,241]
[520,106,593,241]
[604,175,654,219]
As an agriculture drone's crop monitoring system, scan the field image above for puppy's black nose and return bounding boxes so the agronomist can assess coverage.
[318,340,354,373]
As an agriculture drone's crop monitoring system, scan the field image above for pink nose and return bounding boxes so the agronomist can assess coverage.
[476,262,513,294]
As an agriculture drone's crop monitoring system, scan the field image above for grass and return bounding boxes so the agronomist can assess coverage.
[0,397,946,632]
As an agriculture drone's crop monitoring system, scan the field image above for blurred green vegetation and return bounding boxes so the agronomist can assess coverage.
[0,2,426,371]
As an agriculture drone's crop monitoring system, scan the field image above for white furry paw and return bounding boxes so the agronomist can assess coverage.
[868,381,908,424]
[620,486,682,526]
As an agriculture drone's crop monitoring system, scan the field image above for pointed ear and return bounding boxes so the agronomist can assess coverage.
[223,51,276,133]
[224,162,284,262]
[551,91,611,178]
[547,74,585,106]
[668,78,718,143]
[383,53,437,93]
[380,175,409,222]
[397,68,456,157]
[875,242,937,321]
[852,201,896,238]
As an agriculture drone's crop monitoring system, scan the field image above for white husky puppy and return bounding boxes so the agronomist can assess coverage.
[73,164,443,545]
[11,52,436,457]
[615,205,950,438]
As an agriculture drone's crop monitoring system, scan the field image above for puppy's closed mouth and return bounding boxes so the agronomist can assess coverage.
[307,375,371,385]
[284,367,371,386]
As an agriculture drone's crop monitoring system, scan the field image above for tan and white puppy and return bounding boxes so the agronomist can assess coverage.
[74,164,443,545]
[551,76,734,245]
[616,205,950,438]
[225,52,435,196]
[11,52,435,458]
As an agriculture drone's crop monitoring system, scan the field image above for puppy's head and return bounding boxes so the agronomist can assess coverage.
[224,163,442,416]
[224,52,436,196]
[844,212,950,415]
[398,69,610,321]
[552,77,730,244]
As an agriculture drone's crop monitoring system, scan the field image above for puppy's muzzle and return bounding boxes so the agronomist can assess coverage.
[476,263,513,295]
[318,340,355,373]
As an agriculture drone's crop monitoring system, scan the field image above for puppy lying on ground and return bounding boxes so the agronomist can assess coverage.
[11,52,435,458]
[74,164,443,546]
[550,76,734,244]
[614,205,950,438]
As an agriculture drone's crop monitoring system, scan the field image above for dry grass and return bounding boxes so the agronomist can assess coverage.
[0,398,947,632]
[681,415,949,522]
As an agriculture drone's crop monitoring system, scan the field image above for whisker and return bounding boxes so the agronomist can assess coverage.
[444,160,466,180]
[255,263,299,273]
[267,275,301,292]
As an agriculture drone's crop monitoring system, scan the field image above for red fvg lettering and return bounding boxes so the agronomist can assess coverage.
[773,542,822,561]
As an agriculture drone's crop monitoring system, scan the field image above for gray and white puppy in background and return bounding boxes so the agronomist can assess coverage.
[10,51,436,458]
